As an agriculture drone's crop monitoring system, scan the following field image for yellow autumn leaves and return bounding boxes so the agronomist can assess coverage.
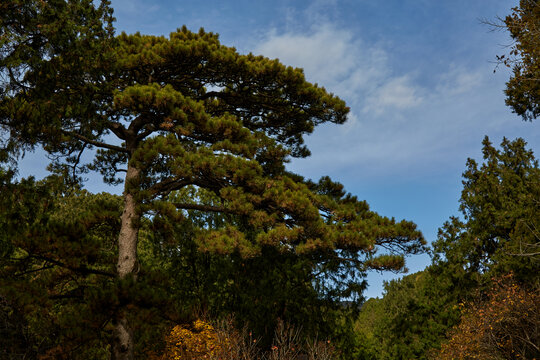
[163,320,226,360]
[160,318,337,360]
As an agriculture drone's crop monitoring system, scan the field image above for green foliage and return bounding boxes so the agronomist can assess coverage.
[2,15,423,262]
[0,0,116,166]
[353,270,463,360]
[1,2,425,357]
[0,172,185,359]
[354,136,540,359]
[351,298,383,360]
[0,173,120,359]
[149,183,420,352]
[433,136,540,286]
[503,0,540,121]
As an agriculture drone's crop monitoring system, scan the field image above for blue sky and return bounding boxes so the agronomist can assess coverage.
[20,0,540,297]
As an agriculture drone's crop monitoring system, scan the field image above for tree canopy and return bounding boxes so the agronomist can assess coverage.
[353,136,540,359]
[433,136,540,285]
[502,0,540,120]
[0,1,425,358]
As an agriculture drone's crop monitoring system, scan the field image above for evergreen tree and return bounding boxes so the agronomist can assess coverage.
[0,173,121,359]
[433,136,540,285]
[353,269,463,360]
[1,2,425,358]
[501,0,540,120]
[354,136,540,359]
[152,180,407,350]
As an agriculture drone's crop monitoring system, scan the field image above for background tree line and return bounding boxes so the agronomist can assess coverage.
[353,1,540,358]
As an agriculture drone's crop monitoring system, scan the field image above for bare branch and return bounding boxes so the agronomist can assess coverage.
[13,264,55,277]
[71,142,87,180]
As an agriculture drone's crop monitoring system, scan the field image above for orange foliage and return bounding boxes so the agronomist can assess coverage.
[434,275,539,360]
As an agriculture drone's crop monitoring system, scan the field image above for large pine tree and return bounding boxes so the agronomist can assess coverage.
[1,2,425,358]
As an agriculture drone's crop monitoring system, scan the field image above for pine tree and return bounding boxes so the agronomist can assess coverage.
[433,136,540,285]
[1,3,425,358]
[0,172,121,359]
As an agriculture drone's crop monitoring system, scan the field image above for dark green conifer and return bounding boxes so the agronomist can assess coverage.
[1,2,425,358]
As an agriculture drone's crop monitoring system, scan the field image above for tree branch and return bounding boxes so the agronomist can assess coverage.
[136,124,157,141]
[108,122,128,140]
[14,264,55,277]
[62,130,128,153]
[71,142,87,180]
[173,202,233,214]
[148,178,193,196]
[128,115,150,134]
[35,255,115,278]
[197,90,227,101]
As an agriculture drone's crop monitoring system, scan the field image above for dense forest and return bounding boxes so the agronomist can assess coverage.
[0,0,538,359]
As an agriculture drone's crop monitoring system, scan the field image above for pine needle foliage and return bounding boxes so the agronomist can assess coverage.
[1,1,425,357]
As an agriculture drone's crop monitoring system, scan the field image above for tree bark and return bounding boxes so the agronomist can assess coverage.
[112,163,140,360]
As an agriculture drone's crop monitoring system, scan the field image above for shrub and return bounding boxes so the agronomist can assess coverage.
[163,320,225,360]
[161,318,337,360]
[433,275,539,360]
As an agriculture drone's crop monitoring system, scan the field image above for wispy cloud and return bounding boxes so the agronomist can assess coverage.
[363,75,424,115]
[255,24,399,107]
[435,64,483,96]
[304,0,340,24]
[254,22,537,182]
[255,25,382,92]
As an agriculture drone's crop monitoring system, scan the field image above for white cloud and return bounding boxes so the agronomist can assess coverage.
[436,65,483,96]
[255,23,426,120]
[256,26,367,87]
[255,24,398,103]
[254,23,540,183]
[363,75,424,115]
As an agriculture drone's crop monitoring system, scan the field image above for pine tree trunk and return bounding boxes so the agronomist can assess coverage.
[112,163,140,360]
